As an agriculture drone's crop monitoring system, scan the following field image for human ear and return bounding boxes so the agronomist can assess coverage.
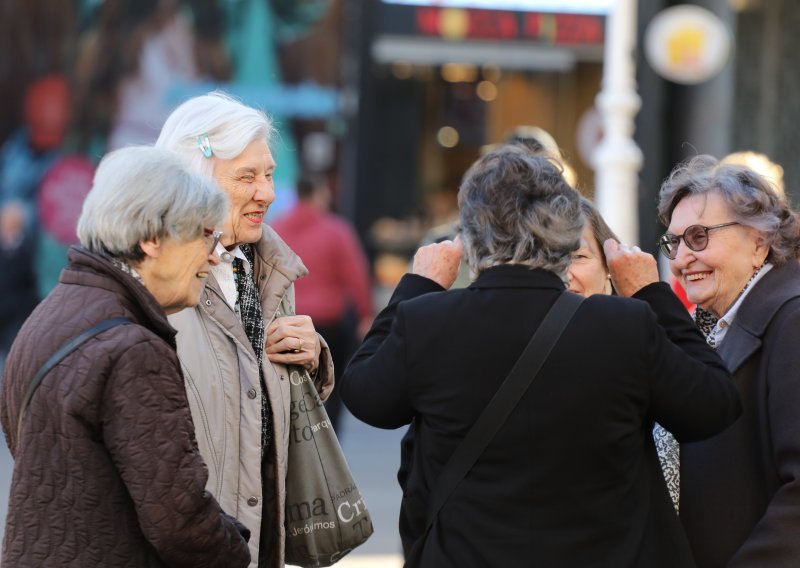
[139,237,161,259]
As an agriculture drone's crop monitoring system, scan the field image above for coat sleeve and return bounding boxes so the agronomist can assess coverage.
[101,338,251,568]
[339,273,444,428]
[633,282,742,441]
[729,303,800,566]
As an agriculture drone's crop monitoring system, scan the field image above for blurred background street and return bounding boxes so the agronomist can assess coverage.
[1,0,799,562]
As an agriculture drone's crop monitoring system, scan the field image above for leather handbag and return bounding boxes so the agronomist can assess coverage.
[279,302,373,567]
[407,291,584,565]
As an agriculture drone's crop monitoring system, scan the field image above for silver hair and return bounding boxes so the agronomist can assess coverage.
[77,146,227,262]
[154,91,275,176]
[459,145,584,278]
[658,154,800,266]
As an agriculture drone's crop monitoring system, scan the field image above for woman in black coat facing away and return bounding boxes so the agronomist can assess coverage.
[340,145,741,567]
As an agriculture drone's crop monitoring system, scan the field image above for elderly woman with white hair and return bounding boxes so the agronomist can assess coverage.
[340,145,741,567]
[0,146,251,567]
[155,93,334,568]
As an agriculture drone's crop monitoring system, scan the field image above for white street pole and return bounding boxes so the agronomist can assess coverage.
[592,0,643,246]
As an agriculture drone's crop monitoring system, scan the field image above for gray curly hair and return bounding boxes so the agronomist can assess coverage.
[658,154,800,266]
[459,145,584,278]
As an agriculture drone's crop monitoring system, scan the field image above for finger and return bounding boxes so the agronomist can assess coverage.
[603,238,620,258]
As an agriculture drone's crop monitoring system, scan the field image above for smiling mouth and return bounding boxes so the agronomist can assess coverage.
[685,272,710,282]
[244,212,264,223]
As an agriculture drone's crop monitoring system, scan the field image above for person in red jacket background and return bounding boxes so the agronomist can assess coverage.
[273,173,373,432]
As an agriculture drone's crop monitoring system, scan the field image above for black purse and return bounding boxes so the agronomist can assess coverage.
[407,291,584,565]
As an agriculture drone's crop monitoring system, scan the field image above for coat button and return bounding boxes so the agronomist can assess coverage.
[247,497,259,506]
[259,274,266,281]
[280,375,286,381]
[247,388,257,399]
[205,300,212,306]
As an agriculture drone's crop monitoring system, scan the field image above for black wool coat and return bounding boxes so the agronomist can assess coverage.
[681,260,800,567]
[341,265,741,568]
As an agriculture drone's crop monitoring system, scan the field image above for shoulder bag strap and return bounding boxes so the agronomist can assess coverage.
[422,291,584,535]
[16,317,133,443]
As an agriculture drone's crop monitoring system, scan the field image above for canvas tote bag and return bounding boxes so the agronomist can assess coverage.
[280,302,373,567]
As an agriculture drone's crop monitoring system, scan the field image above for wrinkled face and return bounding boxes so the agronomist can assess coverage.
[213,139,276,248]
[668,192,768,317]
[139,233,220,315]
[568,226,611,297]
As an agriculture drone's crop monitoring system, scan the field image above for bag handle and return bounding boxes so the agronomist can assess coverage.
[417,292,583,552]
[16,317,133,443]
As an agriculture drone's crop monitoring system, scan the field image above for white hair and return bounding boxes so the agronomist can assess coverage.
[155,91,275,177]
[77,146,227,261]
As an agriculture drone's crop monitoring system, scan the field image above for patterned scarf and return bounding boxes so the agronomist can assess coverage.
[233,244,272,457]
[693,264,765,348]
[654,265,767,512]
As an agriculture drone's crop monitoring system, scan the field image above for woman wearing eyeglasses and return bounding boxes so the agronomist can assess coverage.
[0,147,252,567]
[656,154,800,567]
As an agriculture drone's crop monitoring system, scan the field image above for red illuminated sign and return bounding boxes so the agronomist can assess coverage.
[415,7,603,45]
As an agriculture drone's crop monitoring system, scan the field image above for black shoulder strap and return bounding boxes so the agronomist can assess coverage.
[16,317,133,443]
[422,291,584,536]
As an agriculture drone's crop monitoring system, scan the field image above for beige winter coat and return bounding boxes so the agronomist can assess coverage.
[169,226,334,568]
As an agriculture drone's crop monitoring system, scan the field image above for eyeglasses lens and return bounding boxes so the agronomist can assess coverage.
[684,225,708,252]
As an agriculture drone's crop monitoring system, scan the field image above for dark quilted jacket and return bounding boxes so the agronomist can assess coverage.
[0,247,251,567]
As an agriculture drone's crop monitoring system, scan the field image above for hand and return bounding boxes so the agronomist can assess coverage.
[603,239,659,297]
[0,202,25,249]
[265,314,322,371]
[412,235,463,289]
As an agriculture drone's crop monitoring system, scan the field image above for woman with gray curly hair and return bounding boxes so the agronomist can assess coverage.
[658,154,800,567]
[0,146,251,567]
[340,145,741,566]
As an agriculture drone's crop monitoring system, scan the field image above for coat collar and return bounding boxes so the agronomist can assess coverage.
[469,264,566,291]
[61,246,176,343]
[716,260,800,373]
[201,225,307,321]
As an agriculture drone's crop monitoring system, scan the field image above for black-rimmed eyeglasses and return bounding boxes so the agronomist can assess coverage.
[204,228,223,254]
[658,222,740,259]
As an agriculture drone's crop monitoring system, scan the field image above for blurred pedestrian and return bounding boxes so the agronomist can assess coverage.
[658,155,800,567]
[341,145,741,566]
[0,75,70,364]
[0,146,251,567]
[272,173,373,432]
[155,92,334,568]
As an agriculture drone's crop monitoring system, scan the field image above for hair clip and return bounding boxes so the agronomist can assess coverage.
[196,133,213,158]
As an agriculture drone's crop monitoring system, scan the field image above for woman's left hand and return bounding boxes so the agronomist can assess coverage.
[265,314,321,372]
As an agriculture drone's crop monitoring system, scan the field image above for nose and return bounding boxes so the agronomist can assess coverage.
[208,248,221,266]
[253,180,275,206]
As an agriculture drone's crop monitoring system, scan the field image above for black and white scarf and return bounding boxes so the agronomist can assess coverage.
[233,244,273,457]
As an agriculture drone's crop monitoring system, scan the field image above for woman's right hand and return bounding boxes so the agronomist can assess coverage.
[412,236,463,290]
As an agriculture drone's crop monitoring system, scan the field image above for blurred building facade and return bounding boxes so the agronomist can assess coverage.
[1,0,799,280]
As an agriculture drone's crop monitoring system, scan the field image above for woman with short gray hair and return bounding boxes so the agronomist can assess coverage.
[657,154,800,567]
[458,147,582,277]
[340,144,740,566]
[0,146,251,567]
